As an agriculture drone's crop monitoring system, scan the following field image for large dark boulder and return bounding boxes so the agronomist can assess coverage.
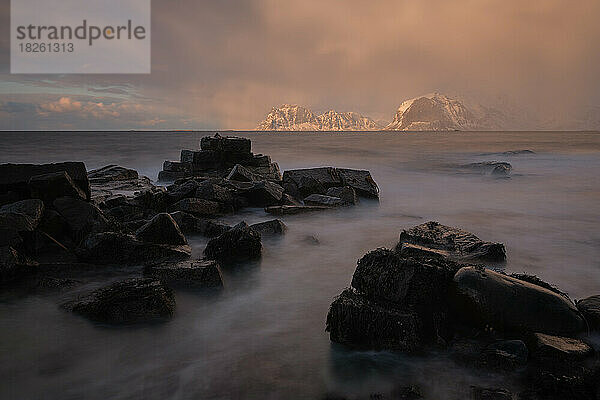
[0,245,38,283]
[169,211,230,237]
[283,167,339,198]
[326,288,421,352]
[226,164,261,182]
[135,213,187,246]
[195,180,235,205]
[78,232,191,265]
[144,260,223,289]
[200,134,251,154]
[203,222,261,262]
[397,221,506,263]
[576,295,600,330]
[53,197,109,242]
[336,168,379,199]
[303,194,344,207]
[0,199,45,247]
[165,180,201,205]
[229,180,283,207]
[453,266,585,335]
[28,171,86,204]
[0,162,90,201]
[87,165,138,183]
[326,186,358,205]
[65,278,175,324]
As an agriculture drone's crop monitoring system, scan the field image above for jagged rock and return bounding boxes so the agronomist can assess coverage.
[303,194,344,207]
[65,278,175,324]
[227,164,261,182]
[249,219,286,236]
[326,288,421,351]
[200,134,251,154]
[529,333,593,363]
[195,180,235,205]
[0,162,90,201]
[576,295,600,330]
[326,186,358,205]
[397,221,506,262]
[350,248,459,343]
[135,213,187,245]
[165,180,201,205]
[283,167,339,198]
[203,222,261,262]
[28,171,86,203]
[247,162,282,181]
[78,232,191,265]
[87,165,138,183]
[53,197,109,242]
[265,205,331,215]
[167,198,221,217]
[162,160,190,173]
[0,199,45,247]
[470,386,513,400]
[169,211,230,237]
[230,180,284,206]
[453,266,585,335]
[461,161,512,176]
[337,168,379,199]
[144,260,223,289]
[478,340,528,371]
[0,246,38,283]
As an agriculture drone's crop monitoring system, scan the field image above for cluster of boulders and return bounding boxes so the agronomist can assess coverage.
[326,221,600,399]
[1,133,380,326]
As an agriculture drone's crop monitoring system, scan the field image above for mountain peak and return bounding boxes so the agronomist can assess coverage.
[256,105,381,131]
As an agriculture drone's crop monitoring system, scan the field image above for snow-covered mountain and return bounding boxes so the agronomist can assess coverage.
[385,93,492,131]
[256,105,381,131]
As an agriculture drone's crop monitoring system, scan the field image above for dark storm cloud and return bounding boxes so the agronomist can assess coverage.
[1,0,599,129]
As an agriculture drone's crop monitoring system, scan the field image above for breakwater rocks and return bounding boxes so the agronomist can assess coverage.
[326,222,600,399]
[1,134,379,324]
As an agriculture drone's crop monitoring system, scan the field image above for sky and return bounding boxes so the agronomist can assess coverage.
[1,0,599,130]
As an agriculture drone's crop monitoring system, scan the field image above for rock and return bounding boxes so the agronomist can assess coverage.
[38,209,68,239]
[529,333,593,363]
[87,165,138,183]
[576,295,600,330]
[470,386,513,400]
[158,170,189,182]
[510,273,571,300]
[167,198,221,217]
[226,164,261,182]
[265,205,331,215]
[0,246,38,283]
[336,168,379,199]
[0,162,90,201]
[144,260,223,289]
[397,243,448,260]
[104,204,145,222]
[78,232,191,265]
[302,235,320,245]
[230,180,284,207]
[351,248,459,343]
[162,160,190,173]
[195,180,235,205]
[283,167,342,192]
[247,162,282,181]
[479,340,528,371]
[303,194,344,207]
[326,288,421,352]
[53,197,109,242]
[28,171,87,203]
[0,199,45,247]
[203,222,261,262]
[169,211,230,237]
[165,180,201,205]
[326,186,359,205]
[460,161,512,176]
[200,134,251,154]
[135,213,187,246]
[453,266,585,335]
[397,221,506,262]
[249,219,287,236]
[65,278,175,324]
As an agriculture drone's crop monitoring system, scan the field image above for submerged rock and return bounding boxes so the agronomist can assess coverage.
[397,221,506,263]
[453,266,585,335]
[145,260,223,289]
[65,278,175,324]
[326,288,421,352]
[249,219,286,236]
[204,222,261,263]
[576,295,600,330]
[78,232,191,265]
[135,213,187,246]
[460,161,512,176]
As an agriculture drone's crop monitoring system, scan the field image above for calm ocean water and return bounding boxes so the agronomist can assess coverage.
[1,131,599,399]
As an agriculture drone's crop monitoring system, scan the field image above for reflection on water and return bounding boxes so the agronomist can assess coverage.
[1,131,599,399]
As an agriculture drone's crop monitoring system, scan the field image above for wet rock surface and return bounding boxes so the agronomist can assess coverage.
[249,219,286,236]
[64,278,175,324]
[135,213,187,246]
[203,222,261,263]
[144,259,223,289]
